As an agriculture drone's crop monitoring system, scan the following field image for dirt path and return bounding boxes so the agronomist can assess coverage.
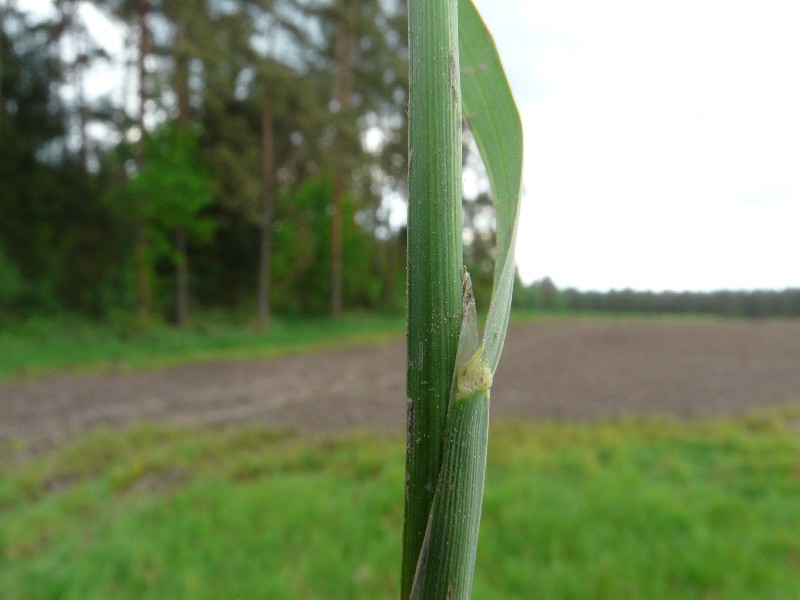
[2,319,799,445]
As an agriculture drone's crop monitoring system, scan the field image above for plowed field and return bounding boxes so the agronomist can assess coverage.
[3,319,799,445]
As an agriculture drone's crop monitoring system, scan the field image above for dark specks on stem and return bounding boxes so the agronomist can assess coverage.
[449,51,459,103]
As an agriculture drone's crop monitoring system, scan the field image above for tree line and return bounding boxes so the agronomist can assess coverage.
[1,0,411,327]
[514,277,800,318]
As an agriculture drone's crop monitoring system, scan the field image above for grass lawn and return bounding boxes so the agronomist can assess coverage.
[2,409,799,599]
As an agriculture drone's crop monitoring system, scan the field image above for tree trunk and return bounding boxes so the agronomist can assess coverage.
[74,20,89,168]
[134,0,151,326]
[57,0,89,167]
[174,227,189,325]
[330,174,344,317]
[174,20,190,131]
[330,0,355,317]
[0,7,4,143]
[76,60,89,167]
[257,103,275,331]
[173,18,191,326]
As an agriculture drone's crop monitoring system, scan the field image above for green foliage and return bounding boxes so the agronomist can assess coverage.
[514,279,800,318]
[0,245,27,312]
[271,176,386,314]
[1,0,410,322]
[0,8,64,155]
[130,124,215,260]
[513,276,567,312]
[0,9,135,318]
[2,412,800,598]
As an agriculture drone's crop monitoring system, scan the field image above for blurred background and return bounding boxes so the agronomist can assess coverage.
[1,0,799,598]
[3,0,411,327]
[2,0,799,329]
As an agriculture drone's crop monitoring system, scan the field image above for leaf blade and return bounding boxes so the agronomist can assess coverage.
[458,0,524,374]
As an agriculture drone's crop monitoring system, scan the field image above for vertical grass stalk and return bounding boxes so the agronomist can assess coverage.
[402,0,463,597]
[409,270,491,600]
[404,0,523,597]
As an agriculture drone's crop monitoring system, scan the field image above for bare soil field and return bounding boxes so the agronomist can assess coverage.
[2,319,799,446]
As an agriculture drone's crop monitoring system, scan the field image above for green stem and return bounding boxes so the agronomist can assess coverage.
[410,389,490,600]
[410,270,490,600]
[402,0,463,596]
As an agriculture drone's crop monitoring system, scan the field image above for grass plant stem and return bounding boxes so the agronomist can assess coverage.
[402,0,463,596]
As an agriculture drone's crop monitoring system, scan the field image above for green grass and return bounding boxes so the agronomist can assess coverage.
[0,312,406,381]
[2,409,800,599]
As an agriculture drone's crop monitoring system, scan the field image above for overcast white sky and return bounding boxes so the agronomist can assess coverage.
[475,0,800,291]
[21,0,800,291]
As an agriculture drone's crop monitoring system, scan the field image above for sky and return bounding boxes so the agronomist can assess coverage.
[474,0,800,291]
[19,0,800,292]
